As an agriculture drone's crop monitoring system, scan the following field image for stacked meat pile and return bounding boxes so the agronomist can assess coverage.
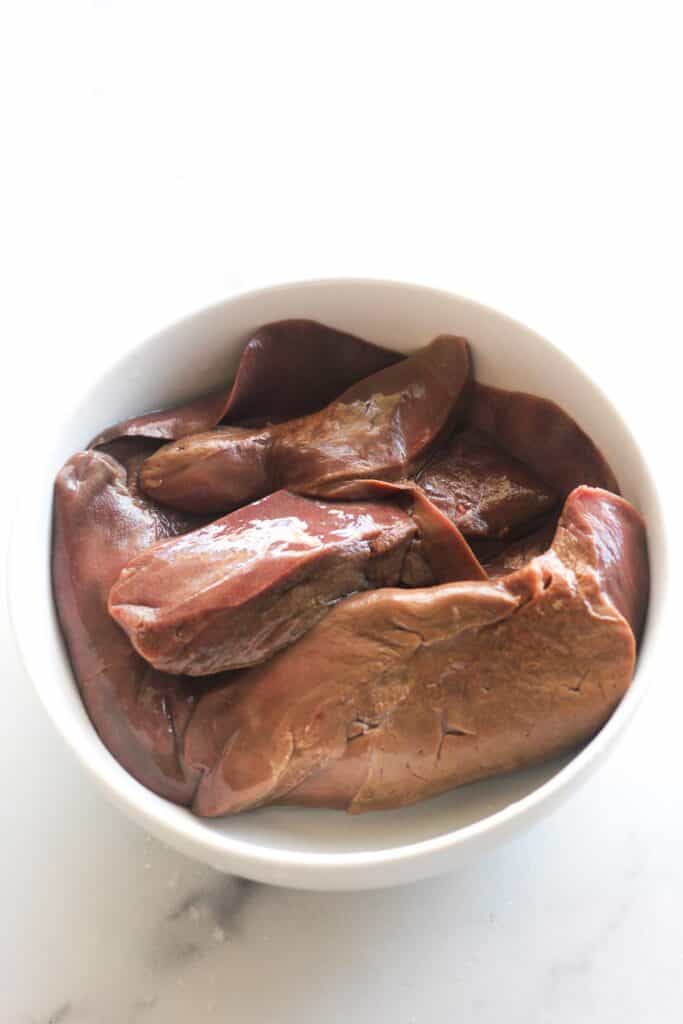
[53,320,648,815]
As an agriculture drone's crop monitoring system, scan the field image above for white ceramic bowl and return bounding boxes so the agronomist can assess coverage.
[8,279,666,890]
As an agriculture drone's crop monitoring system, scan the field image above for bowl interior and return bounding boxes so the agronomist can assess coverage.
[11,279,665,882]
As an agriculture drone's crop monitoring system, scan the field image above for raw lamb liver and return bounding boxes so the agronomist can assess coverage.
[52,446,222,804]
[416,428,557,538]
[138,335,470,514]
[90,319,401,446]
[469,383,619,496]
[185,487,647,816]
[108,487,486,676]
[109,491,417,675]
[52,320,647,820]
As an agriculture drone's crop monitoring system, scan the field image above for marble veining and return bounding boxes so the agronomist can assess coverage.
[44,1004,72,1024]
[148,877,258,971]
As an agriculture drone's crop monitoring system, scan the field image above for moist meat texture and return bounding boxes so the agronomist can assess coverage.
[90,319,401,445]
[137,335,470,514]
[185,487,648,816]
[108,486,490,676]
[469,383,619,496]
[52,447,213,803]
[52,321,648,818]
[108,490,420,675]
[416,428,557,538]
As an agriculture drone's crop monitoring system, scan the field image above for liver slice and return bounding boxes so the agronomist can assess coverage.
[90,319,401,446]
[52,446,227,805]
[481,518,558,578]
[108,482,489,676]
[469,383,619,496]
[109,490,418,675]
[53,325,642,820]
[185,487,648,816]
[137,335,470,514]
[416,428,557,538]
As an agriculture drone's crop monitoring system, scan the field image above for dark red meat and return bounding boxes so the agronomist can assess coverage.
[185,488,648,816]
[416,428,557,538]
[90,320,401,446]
[469,383,619,496]
[52,446,227,804]
[51,321,646,819]
[138,335,471,515]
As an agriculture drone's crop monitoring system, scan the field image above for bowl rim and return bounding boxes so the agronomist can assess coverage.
[7,275,668,885]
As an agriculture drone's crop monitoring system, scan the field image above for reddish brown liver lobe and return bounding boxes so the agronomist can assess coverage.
[185,487,647,817]
[52,446,229,804]
[138,335,471,515]
[90,319,402,446]
[416,428,557,539]
[469,383,619,496]
[108,490,417,676]
[53,323,642,820]
[108,482,489,676]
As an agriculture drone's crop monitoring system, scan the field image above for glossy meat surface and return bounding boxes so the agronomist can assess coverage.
[470,383,619,496]
[479,518,558,578]
[185,488,648,816]
[416,428,557,538]
[307,477,488,585]
[108,486,487,677]
[138,335,470,514]
[109,490,419,675]
[52,321,646,819]
[90,320,401,446]
[52,447,225,804]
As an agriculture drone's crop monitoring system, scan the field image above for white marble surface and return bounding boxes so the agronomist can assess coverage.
[3,3,682,1021]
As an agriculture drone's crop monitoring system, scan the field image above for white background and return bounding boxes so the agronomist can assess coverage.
[1,3,681,1021]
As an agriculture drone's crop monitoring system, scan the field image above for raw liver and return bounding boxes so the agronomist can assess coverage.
[52,324,644,819]
[480,518,558,578]
[109,486,487,676]
[90,319,401,446]
[138,335,471,514]
[416,428,557,538]
[52,446,227,804]
[185,487,648,816]
[109,490,417,675]
[469,383,619,496]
